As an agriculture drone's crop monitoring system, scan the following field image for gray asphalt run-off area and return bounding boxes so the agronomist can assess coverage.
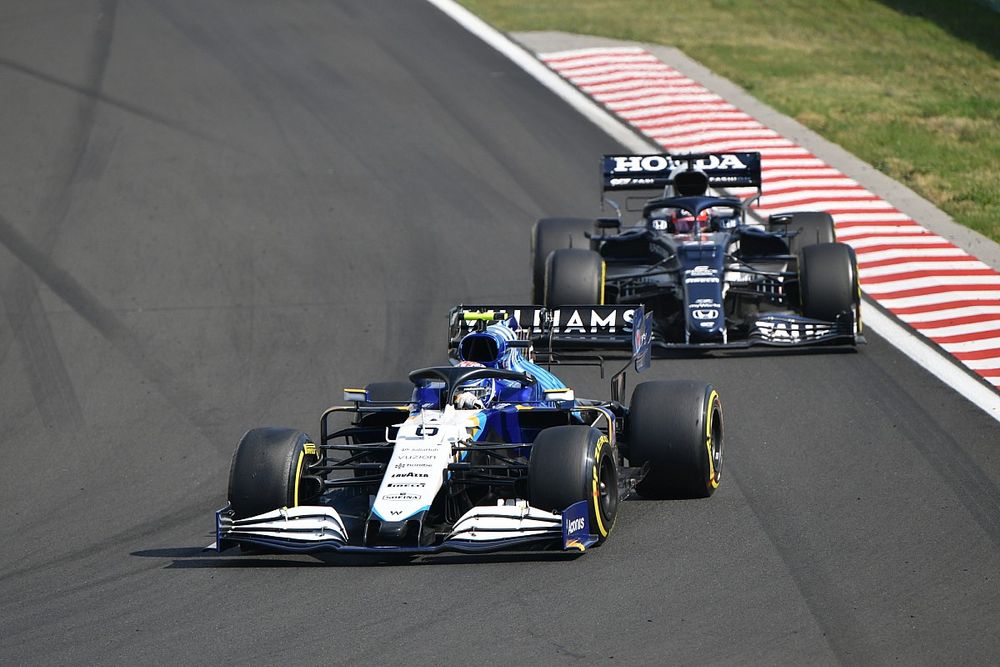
[1,4,998,665]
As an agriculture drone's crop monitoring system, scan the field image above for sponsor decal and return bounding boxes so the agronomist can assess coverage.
[387,482,426,488]
[561,500,593,549]
[551,307,636,334]
[610,153,748,174]
[633,321,646,350]
[685,266,721,285]
[382,493,420,501]
[415,426,438,437]
[391,472,429,478]
[691,309,720,321]
[753,320,832,341]
[396,454,436,461]
[394,462,433,469]
[456,306,638,337]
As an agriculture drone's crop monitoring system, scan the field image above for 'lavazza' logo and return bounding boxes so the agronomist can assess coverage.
[611,153,747,173]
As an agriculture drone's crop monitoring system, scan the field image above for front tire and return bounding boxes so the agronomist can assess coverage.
[544,248,604,307]
[628,381,723,499]
[531,218,593,303]
[228,428,320,519]
[799,242,859,321]
[529,426,618,543]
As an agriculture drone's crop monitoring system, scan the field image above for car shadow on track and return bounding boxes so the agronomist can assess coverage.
[132,547,584,568]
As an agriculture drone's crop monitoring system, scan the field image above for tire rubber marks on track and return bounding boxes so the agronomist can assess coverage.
[541,46,1000,391]
[0,0,120,426]
[0,212,223,450]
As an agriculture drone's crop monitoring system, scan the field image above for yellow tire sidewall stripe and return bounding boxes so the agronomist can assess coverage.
[599,260,606,305]
[591,434,610,537]
[705,391,721,489]
[292,441,316,507]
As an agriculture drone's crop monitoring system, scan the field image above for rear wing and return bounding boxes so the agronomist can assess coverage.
[448,305,653,374]
[601,152,762,192]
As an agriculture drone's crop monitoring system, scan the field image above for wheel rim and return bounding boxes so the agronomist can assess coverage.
[710,406,723,484]
[597,452,618,526]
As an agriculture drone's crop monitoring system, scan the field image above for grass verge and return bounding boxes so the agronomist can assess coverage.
[459,0,1000,243]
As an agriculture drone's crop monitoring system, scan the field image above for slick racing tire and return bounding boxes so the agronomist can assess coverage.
[771,211,836,256]
[363,381,414,404]
[544,248,604,307]
[531,218,593,304]
[799,242,859,322]
[529,426,618,543]
[628,381,723,499]
[228,428,321,520]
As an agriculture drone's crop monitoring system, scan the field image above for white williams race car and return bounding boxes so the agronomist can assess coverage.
[214,307,724,556]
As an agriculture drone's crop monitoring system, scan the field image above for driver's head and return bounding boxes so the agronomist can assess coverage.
[672,209,709,234]
[454,361,495,409]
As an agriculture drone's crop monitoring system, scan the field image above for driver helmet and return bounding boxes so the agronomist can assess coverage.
[671,209,709,234]
[453,361,496,409]
[647,207,708,234]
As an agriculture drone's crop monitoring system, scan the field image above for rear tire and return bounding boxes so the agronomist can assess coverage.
[228,428,320,519]
[544,248,604,307]
[531,218,593,303]
[529,426,618,543]
[771,211,836,256]
[799,242,859,321]
[628,381,723,499]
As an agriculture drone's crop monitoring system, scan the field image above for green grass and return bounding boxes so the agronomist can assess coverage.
[460,0,1000,243]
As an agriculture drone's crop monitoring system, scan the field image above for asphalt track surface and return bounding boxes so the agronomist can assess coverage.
[1,1,998,664]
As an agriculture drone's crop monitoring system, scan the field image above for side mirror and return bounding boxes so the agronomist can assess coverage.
[343,388,369,402]
[596,218,621,230]
[543,388,575,401]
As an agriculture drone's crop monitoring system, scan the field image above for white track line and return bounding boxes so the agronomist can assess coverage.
[426,0,1000,423]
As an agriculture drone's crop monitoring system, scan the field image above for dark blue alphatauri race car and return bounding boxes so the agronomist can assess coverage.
[214,306,723,556]
[530,151,865,349]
